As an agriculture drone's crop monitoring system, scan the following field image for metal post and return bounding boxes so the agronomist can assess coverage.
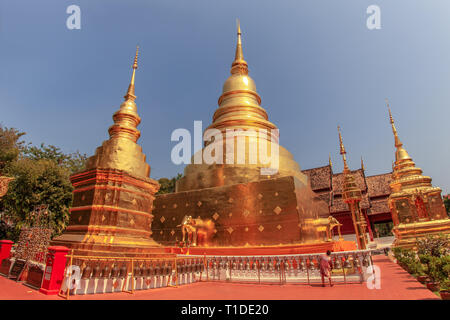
[205,256,209,282]
[131,259,134,293]
[176,257,180,286]
[257,259,261,284]
[306,257,310,285]
[66,249,74,300]
[173,256,178,287]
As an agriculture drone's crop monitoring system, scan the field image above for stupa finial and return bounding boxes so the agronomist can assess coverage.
[361,156,365,171]
[108,46,142,143]
[338,125,349,173]
[386,99,411,161]
[386,98,403,148]
[231,19,248,75]
[124,45,139,101]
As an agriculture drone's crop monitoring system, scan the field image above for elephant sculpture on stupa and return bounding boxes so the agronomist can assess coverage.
[314,216,343,241]
[177,215,215,247]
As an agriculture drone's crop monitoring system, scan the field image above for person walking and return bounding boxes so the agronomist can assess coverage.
[320,250,333,287]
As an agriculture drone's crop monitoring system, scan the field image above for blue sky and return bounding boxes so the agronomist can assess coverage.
[1,0,449,193]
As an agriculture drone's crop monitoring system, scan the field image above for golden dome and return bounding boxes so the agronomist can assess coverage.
[223,73,257,93]
[395,146,410,161]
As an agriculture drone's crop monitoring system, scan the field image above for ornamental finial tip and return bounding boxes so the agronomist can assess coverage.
[337,125,349,171]
[133,45,139,70]
[232,19,246,67]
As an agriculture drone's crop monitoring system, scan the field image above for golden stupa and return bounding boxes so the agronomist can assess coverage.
[386,100,450,248]
[177,20,307,191]
[152,22,333,248]
[52,47,165,257]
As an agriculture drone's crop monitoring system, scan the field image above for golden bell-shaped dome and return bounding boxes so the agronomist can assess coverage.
[176,21,308,192]
[223,73,257,93]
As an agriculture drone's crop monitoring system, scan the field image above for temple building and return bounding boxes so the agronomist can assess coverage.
[301,163,393,239]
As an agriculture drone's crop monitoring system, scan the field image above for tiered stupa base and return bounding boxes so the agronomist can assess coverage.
[393,219,450,249]
[51,168,167,258]
[153,175,333,247]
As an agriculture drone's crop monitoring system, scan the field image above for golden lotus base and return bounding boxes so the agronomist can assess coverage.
[392,218,450,249]
[51,167,164,258]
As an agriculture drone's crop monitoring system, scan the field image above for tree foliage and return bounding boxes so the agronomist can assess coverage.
[0,126,87,241]
[157,173,182,194]
[0,125,26,173]
[444,195,450,215]
[24,143,87,174]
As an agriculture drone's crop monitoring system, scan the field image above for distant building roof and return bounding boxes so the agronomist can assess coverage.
[366,173,392,198]
[301,164,392,217]
[302,165,332,191]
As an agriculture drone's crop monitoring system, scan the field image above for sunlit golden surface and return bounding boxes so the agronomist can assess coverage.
[386,102,449,248]
[52,47,164,257]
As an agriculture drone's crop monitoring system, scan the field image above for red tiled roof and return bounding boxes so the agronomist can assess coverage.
[302,165,332,191]
[369,198,390,215]
[331,169,367,194]
[302,165,392,217]
[366,173,392,197]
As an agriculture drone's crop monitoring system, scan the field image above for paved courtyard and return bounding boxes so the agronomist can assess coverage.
[0,255,439,300]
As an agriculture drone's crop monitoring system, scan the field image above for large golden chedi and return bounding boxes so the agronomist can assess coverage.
[177,22,306,191]
[152,22,330,247]
[52,48,164,256]
[386,102,450,248]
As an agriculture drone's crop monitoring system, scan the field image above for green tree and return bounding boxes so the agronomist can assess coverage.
[2,158,73,239]
[0,127,87,241]
[0,125,25,173]
[444,195,450,216]
[157,173,182,194]
[24,143,87,174]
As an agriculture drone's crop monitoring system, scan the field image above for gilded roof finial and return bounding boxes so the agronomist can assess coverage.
[386,98,402,148]
[337,125,349,173]
[361,156,365,171]
[231,19,248,75]
[236,19,243,59]
[108,46,142,143]
[386,99,411,161]
[124,45,139,101]
[328,153,332,168]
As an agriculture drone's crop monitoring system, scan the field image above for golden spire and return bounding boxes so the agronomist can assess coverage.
[361,156,365,171]
[386,99,410,162]
[85,46,150,178]
[386,99,402,148]
[328,153,332,167]
[337,126,366,249]
[107,46,142,143]
[124,46,139,101]
[208,19,278,142]
[338,125,349,173]
[231,19,248,75]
